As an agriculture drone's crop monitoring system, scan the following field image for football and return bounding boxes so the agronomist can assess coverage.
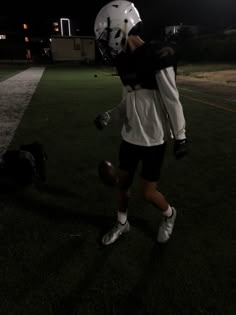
[98,160,117,187]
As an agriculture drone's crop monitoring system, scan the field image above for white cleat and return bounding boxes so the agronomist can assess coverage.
[102,221,130,245]
[157,207,177,243]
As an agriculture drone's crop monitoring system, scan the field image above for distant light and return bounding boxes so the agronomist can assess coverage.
[53,21,60,33]
[25,37,29,42]
[0,34,6,40]
[23,24,28,30]
[60,18,71,36]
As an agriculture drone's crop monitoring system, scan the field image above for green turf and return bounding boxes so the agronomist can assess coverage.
[177,62,236,76]
[0,64,235,315]
[0,64,30,82]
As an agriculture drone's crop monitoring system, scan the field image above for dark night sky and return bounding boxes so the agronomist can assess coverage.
[8,0,236,37]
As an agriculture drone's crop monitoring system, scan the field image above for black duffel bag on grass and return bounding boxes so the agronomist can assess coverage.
[0,141,48,188]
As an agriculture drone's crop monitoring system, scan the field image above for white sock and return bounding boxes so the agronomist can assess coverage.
[117,211,128,224]
[162,205,173,218]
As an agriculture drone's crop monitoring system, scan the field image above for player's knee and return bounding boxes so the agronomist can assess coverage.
[141,187,153,202]
[140,181,157,202]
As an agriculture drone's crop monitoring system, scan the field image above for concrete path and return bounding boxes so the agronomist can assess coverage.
[0,66,45,156]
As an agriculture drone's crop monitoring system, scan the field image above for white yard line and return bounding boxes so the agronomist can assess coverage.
[0,66,45,156]
[181,94,236,113]
[179,87,236,103]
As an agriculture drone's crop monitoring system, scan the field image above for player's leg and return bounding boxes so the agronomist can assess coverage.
[139,143,177,243]
[101,140,139,245]
[116,169,131,223]
[141,180,169,210]
[101,170,131,246]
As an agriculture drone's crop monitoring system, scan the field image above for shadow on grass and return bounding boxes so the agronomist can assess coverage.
[0,180,161,242]
[0,182,172,314]
[115,243,170,315]
[0,184,120,313]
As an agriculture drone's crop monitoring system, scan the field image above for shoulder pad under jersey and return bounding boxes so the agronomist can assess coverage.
[145,40,177,71]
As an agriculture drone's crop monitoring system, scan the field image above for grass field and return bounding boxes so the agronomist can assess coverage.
[0,64,29,82]
[0,64,235,315]
[177,62,236,75]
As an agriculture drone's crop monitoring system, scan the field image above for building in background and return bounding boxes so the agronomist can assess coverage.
[0,16,95,63]
[165,24,199,39]
[50,35,95,63]
[49,18,95,63]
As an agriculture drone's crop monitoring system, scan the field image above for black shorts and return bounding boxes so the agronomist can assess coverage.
[119,140,167,182]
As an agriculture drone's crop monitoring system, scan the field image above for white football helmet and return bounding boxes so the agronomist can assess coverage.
[94,1,142,63]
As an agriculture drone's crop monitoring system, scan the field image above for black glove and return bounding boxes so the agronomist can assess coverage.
[94,112,110,130]
[174,139,188,159]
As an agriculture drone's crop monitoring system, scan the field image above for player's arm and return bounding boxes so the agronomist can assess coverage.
[155,67,188,158]
[94,87,127,130]
[107,86,127,121]
[148,41,178,72]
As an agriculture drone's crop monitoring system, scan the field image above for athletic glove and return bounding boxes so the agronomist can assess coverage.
[94,112,110,130]
[174,139,188,159]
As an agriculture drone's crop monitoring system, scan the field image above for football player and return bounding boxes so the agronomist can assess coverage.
[94,1,188,245]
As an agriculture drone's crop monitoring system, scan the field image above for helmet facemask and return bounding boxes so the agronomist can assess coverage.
[94,1,142,64]
[96,17,129,65]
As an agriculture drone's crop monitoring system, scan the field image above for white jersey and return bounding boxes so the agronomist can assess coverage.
[108,66,186,146]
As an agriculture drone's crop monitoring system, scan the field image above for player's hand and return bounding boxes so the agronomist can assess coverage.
[94,112,110,130]
[174,139,188,159]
